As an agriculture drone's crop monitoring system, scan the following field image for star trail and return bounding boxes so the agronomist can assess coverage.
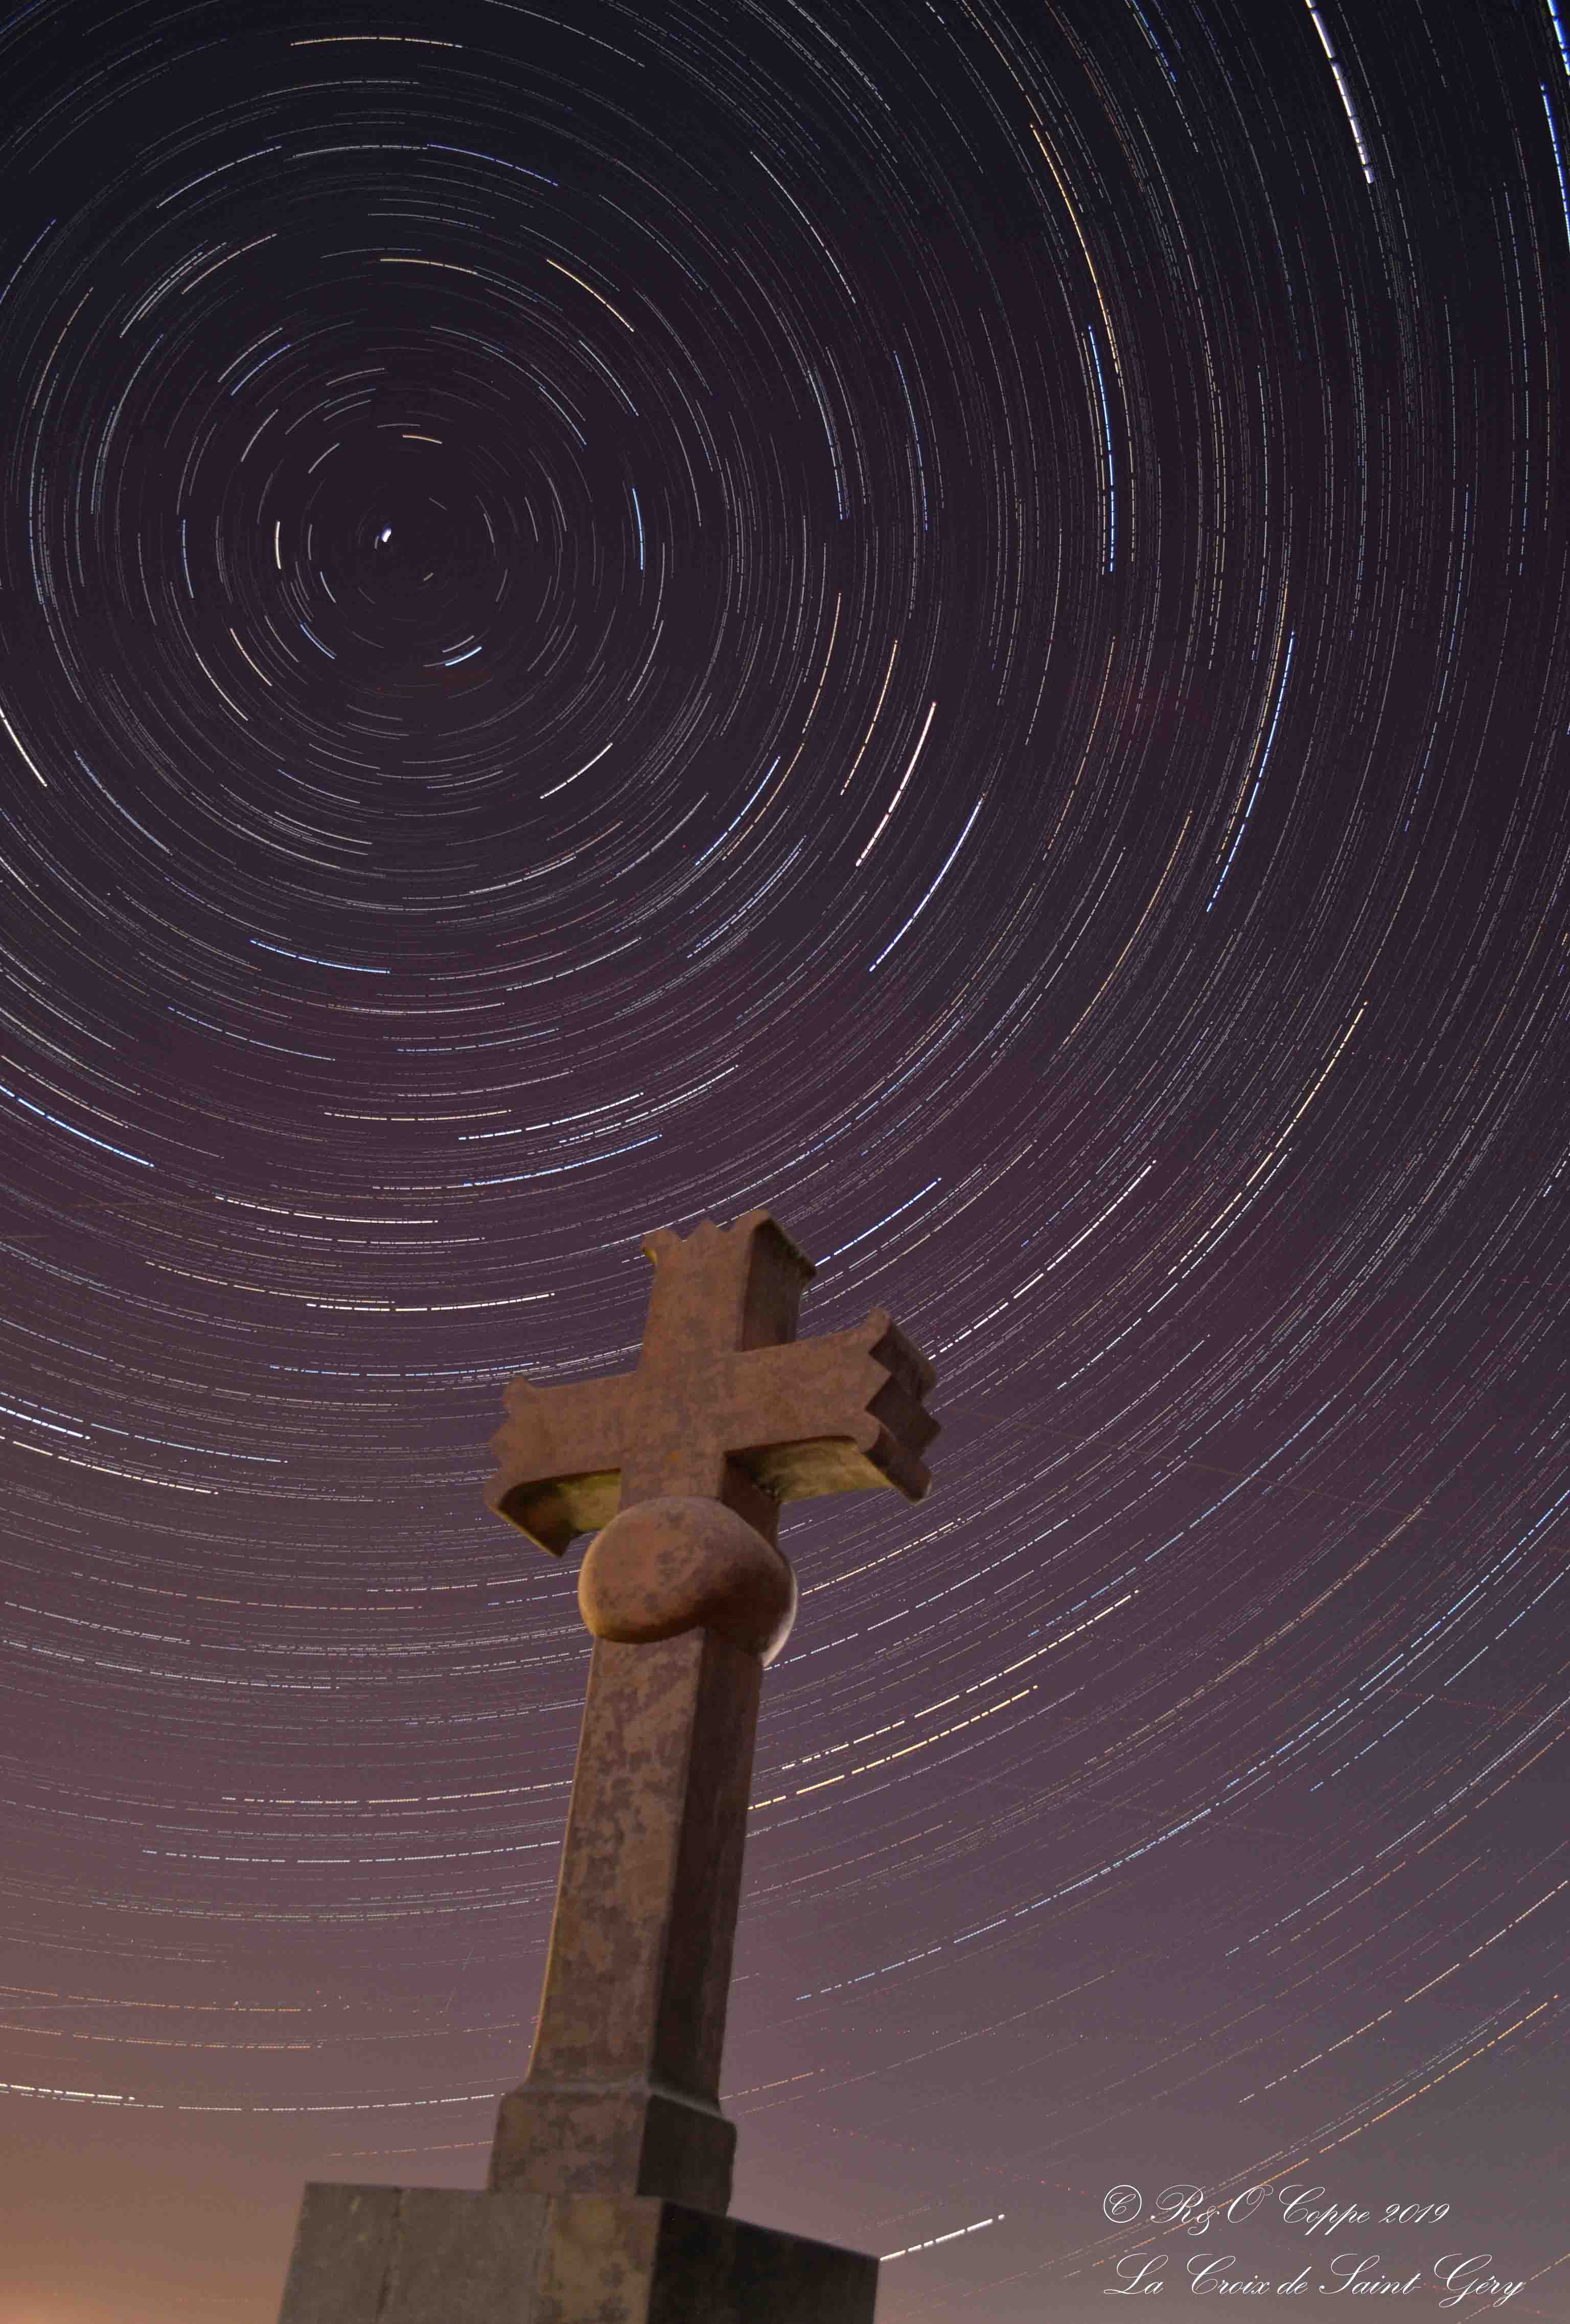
[1,2,1568,2318]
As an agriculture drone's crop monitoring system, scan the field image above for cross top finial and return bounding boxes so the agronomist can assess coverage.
[639,1205,814,1358]
[487,1206,938,1555]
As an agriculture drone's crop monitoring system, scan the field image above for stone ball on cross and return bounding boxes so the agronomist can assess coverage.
[578,1494,798,1664]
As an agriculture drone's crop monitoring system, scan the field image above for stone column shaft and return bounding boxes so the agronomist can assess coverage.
[489,1627,761,2214]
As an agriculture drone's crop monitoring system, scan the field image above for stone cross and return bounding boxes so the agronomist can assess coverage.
[483,1207,938,2219]
[487,1207,936,1553]
[274,1206,937,2322]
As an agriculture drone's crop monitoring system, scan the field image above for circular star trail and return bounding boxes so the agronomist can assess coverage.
[1,3,1568,2318]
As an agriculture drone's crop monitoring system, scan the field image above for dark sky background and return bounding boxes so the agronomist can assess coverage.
[1,0,1567,2317]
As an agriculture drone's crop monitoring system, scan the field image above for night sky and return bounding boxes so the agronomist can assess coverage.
[1,1,1568,2318]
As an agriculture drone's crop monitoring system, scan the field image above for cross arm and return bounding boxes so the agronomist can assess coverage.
[484,1374,638,1554]
[722,1308,939,1505]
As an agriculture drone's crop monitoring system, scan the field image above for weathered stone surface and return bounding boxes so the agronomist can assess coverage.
[386,2188,550,2320]
[490,2082,734,2218]
[649,2203,880,2324]
[277,2186,878,2324]
[578,1495,797,1662]
[279,2186,550,2324]
[487,1210,937,1553]
[532,2196,662,2321]
[276,2184,402,2322]
[490,1626,758,2213]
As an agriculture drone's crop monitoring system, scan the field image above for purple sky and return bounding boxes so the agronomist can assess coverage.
[1,2,1567,2317]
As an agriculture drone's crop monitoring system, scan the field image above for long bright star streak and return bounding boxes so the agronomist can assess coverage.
[1087,322,1116,573]
[1209,629,1295,909]
[1542,86,1570,256]
[0,704,48,784]
[870,796,982,968]
[857,700,936,866]
[1305,1,1376,183]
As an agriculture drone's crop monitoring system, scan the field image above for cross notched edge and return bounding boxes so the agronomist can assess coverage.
[484,1207,939,1554]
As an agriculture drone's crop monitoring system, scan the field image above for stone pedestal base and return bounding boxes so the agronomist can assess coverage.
[277,2180,879,2323]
